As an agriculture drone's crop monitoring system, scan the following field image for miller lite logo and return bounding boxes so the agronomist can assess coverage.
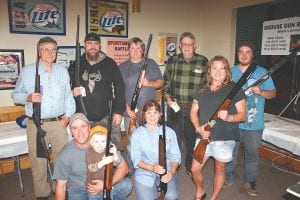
[29,3,61,29]
[101,10,125,34]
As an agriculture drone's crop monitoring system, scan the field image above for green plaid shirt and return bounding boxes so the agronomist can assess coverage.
[164,53,208,102]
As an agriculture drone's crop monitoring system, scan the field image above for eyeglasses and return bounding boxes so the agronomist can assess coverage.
[40,48,57,53]
[181,43,194,48]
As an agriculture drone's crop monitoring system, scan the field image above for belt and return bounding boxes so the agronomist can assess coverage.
[28,115,63,124]
[178,101,192,108]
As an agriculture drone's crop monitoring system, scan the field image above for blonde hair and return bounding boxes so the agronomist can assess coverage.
[201,55,232,92]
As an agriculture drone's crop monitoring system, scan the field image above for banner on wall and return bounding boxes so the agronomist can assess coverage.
[261,17,300,55]
[106,38,129,65]
[158,33,178,65]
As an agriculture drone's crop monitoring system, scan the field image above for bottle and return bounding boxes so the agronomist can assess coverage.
[171,99,180,113]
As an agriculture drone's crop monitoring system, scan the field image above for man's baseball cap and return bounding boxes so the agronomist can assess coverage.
[89,125,108,139]
[84,32,101,42]
[69,113,89,127]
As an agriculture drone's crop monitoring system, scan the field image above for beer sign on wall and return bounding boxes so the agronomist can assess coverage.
[86,0,128,38]
[8,0,66,35]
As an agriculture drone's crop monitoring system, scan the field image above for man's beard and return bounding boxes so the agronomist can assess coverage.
[86,51,100,63]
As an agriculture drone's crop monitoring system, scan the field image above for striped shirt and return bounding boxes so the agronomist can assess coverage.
[164,53,208,102]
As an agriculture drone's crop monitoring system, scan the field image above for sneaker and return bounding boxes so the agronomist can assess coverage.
[223,180,233,189]
[244,181,258,196]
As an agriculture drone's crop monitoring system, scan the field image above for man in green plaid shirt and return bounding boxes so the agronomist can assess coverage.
[164,32,208,174]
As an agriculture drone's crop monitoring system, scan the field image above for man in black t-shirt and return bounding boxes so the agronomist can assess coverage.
[69,32,125,144]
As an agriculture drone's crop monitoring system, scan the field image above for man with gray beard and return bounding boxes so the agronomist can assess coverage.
[69,32,125,145]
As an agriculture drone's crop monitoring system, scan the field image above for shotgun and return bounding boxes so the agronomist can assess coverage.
[157,88,167,199]
[33,54,49,159]
[126,35,153,138]
[74,15,88,115]
[103,100,113,200]
[244,46,300,95]
[193,63,257,164]
[130,34,153,111]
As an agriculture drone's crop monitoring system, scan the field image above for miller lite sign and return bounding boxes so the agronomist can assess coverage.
[8,0,66,35]
[87,0,128,38]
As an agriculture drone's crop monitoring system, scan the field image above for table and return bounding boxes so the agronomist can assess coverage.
[0,121,27,196]
[263,113,300,156]
[287,182,300,198]
[0,121,71,197]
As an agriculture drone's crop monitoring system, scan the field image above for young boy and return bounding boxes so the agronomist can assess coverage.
[86,125,123,200]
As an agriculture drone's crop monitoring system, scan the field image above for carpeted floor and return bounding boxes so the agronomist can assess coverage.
[0,152,299,200]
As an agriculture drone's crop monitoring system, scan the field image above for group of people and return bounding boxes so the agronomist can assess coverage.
[11,31,276,200]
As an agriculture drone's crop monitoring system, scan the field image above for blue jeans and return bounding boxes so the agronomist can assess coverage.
[135,174,179,200]
[68,187,89,200]
[226,129,263,184]
[70,177,132,200]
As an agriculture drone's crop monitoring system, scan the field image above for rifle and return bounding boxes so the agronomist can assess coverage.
[126,35,153,137]
[130,34,153,111]
[244,46,300,95]
[74,15,87,115]
[103,100,113,200]
[33,54,49,159]
[157,88,167,200]
[193,63,257,164]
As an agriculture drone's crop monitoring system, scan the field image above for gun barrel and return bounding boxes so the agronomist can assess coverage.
[74,15,87,115]
[33,54,49,159]
[129,34,153,111]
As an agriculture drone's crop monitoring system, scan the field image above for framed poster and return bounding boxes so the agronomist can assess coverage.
[158,33,178,65]
[86,0,128,38]
[8,0,66,35]
[106,38,129,65]
[0,49,24,90]
[56,46,85,69]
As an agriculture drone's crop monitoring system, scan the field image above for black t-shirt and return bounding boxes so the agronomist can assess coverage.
[69,53,125,121]
[192,82,245,141]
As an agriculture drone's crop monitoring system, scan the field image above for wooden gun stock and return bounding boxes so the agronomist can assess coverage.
[192,99,231,164]
[103,162,113,200]
[156,135,167,199]
[193,139,209,164]
[157,88,167,199]
[121,117,137,148]
[193,62,257,164]
[127,117,137,136]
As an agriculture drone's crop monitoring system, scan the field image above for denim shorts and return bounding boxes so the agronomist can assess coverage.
[194,139,235,162]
